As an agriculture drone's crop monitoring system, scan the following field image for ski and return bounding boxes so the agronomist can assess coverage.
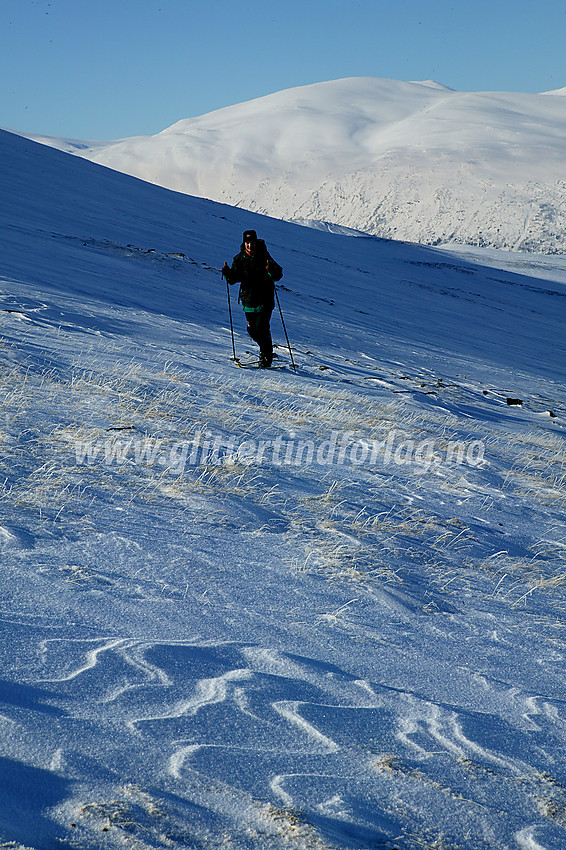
[232,358,290,370]
[233,358,259,368]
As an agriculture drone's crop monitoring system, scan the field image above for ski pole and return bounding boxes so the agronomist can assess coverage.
[274,287,297,372]
[222,272,238,360]
[223,271,237,361]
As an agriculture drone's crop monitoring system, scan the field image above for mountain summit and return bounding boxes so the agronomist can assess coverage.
[26,77,566,252]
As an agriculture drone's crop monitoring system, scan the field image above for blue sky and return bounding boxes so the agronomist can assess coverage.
[1,0,565,139]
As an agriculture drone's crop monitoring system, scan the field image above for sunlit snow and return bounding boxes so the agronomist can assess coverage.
[21,77,566,253]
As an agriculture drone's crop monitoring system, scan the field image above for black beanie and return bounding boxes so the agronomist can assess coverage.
[243,229,257,243]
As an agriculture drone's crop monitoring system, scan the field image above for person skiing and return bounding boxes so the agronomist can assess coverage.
[222,230,283,368]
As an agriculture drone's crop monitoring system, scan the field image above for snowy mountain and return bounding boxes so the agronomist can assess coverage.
[23,77,566,253]
[1,127,566,850]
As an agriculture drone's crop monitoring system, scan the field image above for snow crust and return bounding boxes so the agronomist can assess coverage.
[1,127,566,850]
[22,77,566,254]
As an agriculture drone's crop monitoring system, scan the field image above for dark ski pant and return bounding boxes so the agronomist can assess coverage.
[245,308,273,364]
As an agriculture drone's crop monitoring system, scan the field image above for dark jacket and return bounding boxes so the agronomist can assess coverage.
[224,239,283,311]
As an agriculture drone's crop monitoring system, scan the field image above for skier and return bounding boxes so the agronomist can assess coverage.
[222,230,283,368]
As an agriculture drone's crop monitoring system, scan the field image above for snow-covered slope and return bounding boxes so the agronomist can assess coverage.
[1,128,566,850]
[25,77,566,253]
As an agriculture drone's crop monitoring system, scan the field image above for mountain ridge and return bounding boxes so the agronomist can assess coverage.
[12,77,566,253]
